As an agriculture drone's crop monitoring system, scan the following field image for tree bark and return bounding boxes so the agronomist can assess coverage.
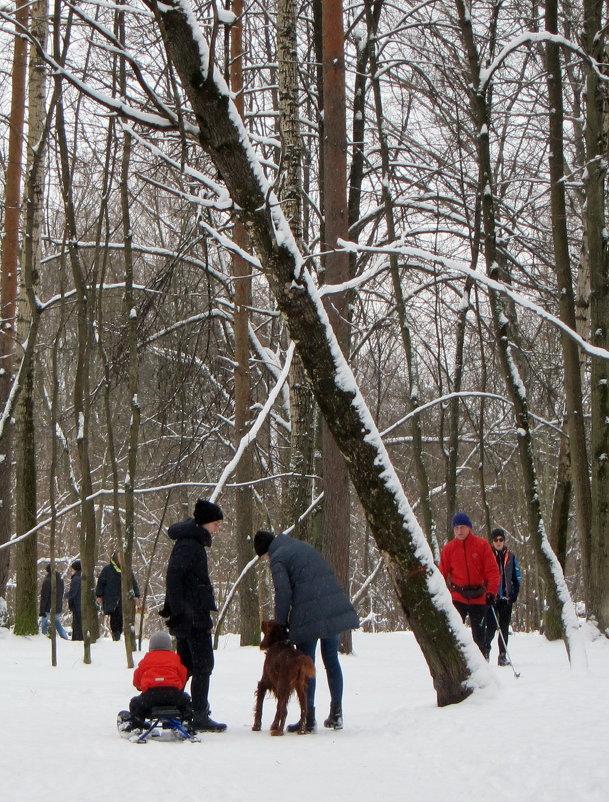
[14,0,48,636]
[0,0,28,598]
[319,0,353,653]
[453,0,584,661]
[151,0,488,705]
[545,0,592,615]
[230,0,259,647]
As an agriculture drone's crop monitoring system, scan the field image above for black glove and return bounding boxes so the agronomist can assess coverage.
[486,592,496,605]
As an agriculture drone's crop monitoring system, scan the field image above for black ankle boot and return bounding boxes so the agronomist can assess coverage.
[287,706,316,733]
[323,702,343,730]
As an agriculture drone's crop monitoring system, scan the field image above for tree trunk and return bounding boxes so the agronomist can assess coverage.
[319,0,352,653]
[453,0,584,662]
[582,0,609,632]
[545,0,592,612]
[152,0,489,704]
[14,0,48,637]
[0,0,28,598]
[230,1,259,647]
[277,0,316,539]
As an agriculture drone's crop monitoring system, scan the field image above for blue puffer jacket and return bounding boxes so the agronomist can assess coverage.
[269,534,359,643]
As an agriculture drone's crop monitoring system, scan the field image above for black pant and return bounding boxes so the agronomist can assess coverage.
[176,630,214,717]
[71,611,83,641]
[129,686,192,725]
[109,604,122,640]
[486,598,513,655]
[453,601,488,656]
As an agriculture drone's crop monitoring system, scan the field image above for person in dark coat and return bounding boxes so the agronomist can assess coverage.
[67,560,83,641]
[39,565,69,639]
[485,527,521,666]
[95,551,140,641]
[160,499,226,733]
[253,530,360,732]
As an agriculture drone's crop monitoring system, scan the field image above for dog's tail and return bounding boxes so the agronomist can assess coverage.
[302,657,316,682]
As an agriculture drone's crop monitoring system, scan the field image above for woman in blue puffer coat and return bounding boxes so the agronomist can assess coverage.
[254,530,359,733]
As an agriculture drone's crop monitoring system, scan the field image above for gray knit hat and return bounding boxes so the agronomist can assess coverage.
[149,631,173,652]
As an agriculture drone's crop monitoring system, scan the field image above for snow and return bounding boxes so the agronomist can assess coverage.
[2,626,609,801]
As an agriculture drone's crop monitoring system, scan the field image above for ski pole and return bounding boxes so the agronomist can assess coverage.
[490,603,520,678]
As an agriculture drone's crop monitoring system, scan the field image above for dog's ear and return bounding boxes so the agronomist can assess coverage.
[261,620,270,635]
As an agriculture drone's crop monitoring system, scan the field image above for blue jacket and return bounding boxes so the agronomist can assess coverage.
[494,548,521,602]
[268,534,359,643]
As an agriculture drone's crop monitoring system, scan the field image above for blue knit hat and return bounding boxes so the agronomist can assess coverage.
[452,512,472,529]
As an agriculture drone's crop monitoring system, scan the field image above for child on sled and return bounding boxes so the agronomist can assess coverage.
[118,631,192,735]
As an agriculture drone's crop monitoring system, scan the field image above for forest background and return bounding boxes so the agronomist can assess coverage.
[1,0,608,690]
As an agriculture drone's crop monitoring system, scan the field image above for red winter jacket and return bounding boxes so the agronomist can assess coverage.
[133,650,188,692]
[439,533,500,605]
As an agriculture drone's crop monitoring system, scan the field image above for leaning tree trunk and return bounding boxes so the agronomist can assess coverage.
[545,0,592,616]
[454,0,584,662]
[149,0,491,705]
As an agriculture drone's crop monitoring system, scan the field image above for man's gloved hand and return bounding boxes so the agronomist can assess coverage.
[486,592,496,605]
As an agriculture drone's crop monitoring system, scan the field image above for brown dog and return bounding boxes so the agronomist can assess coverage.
[252,620,315,735]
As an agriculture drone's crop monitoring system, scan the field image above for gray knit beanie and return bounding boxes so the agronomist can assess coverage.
[149,631,173,652]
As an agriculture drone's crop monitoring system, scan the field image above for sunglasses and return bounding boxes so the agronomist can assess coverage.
[493,536,505,542]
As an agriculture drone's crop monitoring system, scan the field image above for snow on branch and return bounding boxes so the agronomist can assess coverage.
[479,31,601,93]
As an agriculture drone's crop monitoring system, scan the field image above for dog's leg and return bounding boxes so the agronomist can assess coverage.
[252,680,268,731]
[270,683,289,736]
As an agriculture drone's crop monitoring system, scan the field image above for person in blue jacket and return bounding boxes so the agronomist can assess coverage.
[485,527,521,665]
[254,530,359,733]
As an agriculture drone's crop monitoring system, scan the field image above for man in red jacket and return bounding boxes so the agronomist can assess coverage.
[439,513,500,659]
[118,631,192,734]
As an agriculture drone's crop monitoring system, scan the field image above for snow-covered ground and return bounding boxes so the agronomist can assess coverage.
[1,625,607,801]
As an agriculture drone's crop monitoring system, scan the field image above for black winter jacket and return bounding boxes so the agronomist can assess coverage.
[95,562,140,614]
[162,518,218,638]
[68,571,81,614]
[39,572,64,616]
[269,534,359,643]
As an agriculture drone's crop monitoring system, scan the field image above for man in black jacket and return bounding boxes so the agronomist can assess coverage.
[254,530,360,732]
[161,499,227,732]
[96,552,140,641]
[68,560,83,641]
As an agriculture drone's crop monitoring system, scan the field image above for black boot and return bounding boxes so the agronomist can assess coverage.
[323,702,343,730]
[192,706,227,733]
[287,706,316,733]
